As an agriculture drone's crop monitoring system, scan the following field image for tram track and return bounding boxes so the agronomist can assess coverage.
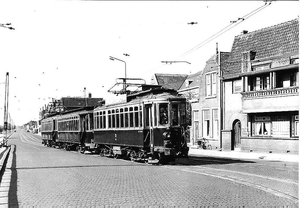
[164,165,299,204]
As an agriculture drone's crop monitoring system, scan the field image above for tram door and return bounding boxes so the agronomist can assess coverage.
[145,104,154,153]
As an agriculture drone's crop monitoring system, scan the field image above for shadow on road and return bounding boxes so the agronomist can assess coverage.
[174,156,256,166]
[8,145,18,206]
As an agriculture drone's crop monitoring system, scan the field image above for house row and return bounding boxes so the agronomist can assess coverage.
[151,18,299,154]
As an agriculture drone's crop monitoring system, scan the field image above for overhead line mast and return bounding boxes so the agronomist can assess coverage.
[3,72,9,146]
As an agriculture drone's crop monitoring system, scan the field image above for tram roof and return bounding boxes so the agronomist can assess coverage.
[94,87,185,111]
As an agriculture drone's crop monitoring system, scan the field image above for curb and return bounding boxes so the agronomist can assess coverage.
[188,149,299,163]
[0,147,11,175]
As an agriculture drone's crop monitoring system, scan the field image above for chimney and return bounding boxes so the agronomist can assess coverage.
[241,30,248,34]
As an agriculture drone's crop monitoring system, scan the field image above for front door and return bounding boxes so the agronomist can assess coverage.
[233,120,241,150]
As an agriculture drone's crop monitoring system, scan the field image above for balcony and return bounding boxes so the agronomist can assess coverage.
[242,86,298,100]
[242,86,299,113]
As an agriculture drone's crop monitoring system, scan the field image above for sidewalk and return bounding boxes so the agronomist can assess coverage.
[188,147,299,163]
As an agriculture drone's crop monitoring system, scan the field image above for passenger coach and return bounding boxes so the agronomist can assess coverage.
[93,88,189,163]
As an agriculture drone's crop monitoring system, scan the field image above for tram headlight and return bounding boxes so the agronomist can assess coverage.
[162,131,171,139]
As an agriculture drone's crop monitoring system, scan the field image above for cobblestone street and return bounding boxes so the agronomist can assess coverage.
[0,132,297,207]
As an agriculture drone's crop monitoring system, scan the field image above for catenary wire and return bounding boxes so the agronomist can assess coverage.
[175,1,272,60]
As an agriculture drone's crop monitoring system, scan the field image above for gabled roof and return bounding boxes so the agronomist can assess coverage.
[153,73,188,90]
[178,71,202,91]
[224,18,299,79]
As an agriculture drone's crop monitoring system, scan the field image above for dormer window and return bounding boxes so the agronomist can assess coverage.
[252,64,271,71]
[241,51,256,72]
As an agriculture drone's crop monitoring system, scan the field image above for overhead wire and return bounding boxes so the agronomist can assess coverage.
[175,1,272,60]
[144,1,273,75]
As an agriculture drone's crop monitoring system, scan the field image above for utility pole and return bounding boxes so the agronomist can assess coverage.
[3,72,9,146]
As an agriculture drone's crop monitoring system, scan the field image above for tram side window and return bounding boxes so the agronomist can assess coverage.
[120,109,124,128]
[180,103,186,125]
[116,109,120,128]
[99,112,102,129]
[112,110,115,128]
[171,104,179,126]
[159,103,168,125]
[134,106,139,128]
[139,106,143,127]
[125,108,129,127]
[145,105,150,127]
[103,111,106,128]
[108,110,112,128]
[129,107,134,127]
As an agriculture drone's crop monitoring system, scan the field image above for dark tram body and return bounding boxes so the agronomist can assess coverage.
[93,90,189,162]
[41,107,95,152]
[41,87,189,163]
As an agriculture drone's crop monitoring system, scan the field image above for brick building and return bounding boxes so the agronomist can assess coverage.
[221,19,299,153]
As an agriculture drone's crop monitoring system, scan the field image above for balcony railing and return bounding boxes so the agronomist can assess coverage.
[242,86,299,100]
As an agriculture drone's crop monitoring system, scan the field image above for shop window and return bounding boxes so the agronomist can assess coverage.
[253,116,271,136]
[292,115,299,137]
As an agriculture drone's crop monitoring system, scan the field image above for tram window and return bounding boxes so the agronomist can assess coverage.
[125,113,129,128]
[154,105,157,126]
[180,103,186,125]
[124,108,128,127]
[145,106,150,127]
[108,110,112,128]
[86,116,90,130]
[171,104,179,126]
[116,109,120,128]
[159,103,168,125]
[139,110,142,127]
[120,109,124,128]
[96,113,99,129]
[134,111,139,128]
[129,107,134,127]
[103,112,106,129]
[112,110,115,128]
[99,112,102,129]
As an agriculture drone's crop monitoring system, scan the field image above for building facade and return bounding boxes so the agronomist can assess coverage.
[197,52,229,149]
[178,71,201,145]
[221,19,299,153]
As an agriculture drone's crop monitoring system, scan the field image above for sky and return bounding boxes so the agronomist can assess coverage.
[0,0,298,126]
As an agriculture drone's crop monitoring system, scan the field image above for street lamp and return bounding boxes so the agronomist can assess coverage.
[109,56,127,92]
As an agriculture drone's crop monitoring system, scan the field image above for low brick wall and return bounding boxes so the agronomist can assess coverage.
[241,137,299,154]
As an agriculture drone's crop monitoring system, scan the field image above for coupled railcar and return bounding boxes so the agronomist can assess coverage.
[41,117,57,146]
[41,107,95,152]
[93,90,189,163]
